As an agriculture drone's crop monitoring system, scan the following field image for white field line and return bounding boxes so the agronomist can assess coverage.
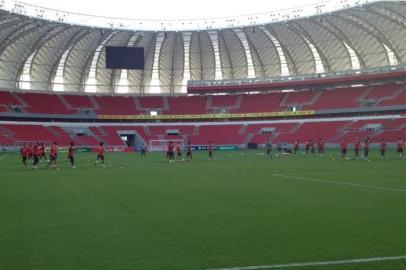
[272,174,406,192]
[206,255,406,270]
[0,154,9,161]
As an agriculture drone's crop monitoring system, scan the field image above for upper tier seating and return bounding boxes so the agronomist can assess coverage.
[94,96,138,115]
[210,95,240,108]
[235,92,283,113]
[63,95,95,109]
[0,83,405,117]
[363,84,402,100]
[166,96,207,115]
[303,87,368,110]
[16,93,73,114]
[137,96,166,110]
[0,91,21,106]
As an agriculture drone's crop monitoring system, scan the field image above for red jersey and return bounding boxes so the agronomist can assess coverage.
[397,140,404,150]
[293,141,299,149]
[68,146,74,157]
[98,146,104,155]
[22,147,28,157]
[340,142,348,150]
[354,140,361,150]
[380,142,386,150]
[33,145,40,156]
[167,144,174,153]
[318,140,324,149]
[40,145,45,154]
[50,145,57,156]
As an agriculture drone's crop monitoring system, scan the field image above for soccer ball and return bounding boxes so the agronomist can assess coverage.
[181,159,185,162]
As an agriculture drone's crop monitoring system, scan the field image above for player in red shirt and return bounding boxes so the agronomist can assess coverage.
[175,143,182,161]
[21,144,28,168]
[208,140,215,160]
[47,142,58,169]
[317,138,325,155]
[354,138,361,159]
[166,141,175,162]
[380,138,387,159]
[340,140,348,159]
[363,137,370,161]
[68,142,75,168]
[95,142,106,167]
[186,141,193,161]
[293,140,299,155]
[28,143,33,161]
[397,137,404,159]
[32,143,40,170]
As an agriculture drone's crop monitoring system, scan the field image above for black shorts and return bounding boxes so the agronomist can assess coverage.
[380,149,385,156]
[141,150,146,155]
[177,152,182,157]
[50,155,57,162]
[398,148,404,154]
[364,149,369,157]
[97,154,104,161]
[267,149,271,155]
[33,155,39,166]
[69,155,74,164]
[341,149,347,155]
[187,151,192,158]
[22,156,27,163]
[209,150,214,157]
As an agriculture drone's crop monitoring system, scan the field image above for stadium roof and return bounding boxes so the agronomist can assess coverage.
[0,0,405,94]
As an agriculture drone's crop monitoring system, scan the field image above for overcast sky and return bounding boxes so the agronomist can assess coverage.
[22,0,323,20]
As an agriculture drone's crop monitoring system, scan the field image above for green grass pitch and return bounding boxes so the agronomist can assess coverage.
[0,150,405,270]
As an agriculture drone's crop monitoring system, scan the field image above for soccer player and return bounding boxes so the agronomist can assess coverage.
[397,137,404,159]
[21,144,28,168]
[317,138,325,155]
[47,142,58,169]
[32,143,40,170]
[340,140,348,160]
[208,140,215,160]
[310,139,315,155]
[380,138,387,159]
[354,138,361,159]
[276,142,282,156]
[305,140,311,155]
[39,142,47,161]
[363,137,370,161]
[140,144,147,158]
[175,143,182,161]
[68,142,75,168]
[293,139,299,155]
[95,142,106,167]
[186,141,192,161]
[283,141,288,153]
[266,139,272,159]
[28,143,33,161]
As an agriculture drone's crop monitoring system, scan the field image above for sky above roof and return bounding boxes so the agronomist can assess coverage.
[22,0,322,20]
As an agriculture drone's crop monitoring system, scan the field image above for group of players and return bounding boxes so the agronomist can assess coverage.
[20,136,404,169]
[163,140,215,162]
[266,137,405,160]
[20,141,106,170]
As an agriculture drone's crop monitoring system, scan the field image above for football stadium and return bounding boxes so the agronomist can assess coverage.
[0,0,406,269]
